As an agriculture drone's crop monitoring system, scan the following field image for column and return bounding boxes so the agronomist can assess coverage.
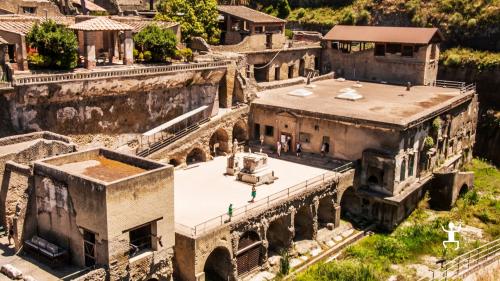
[333,203,341,228]
[84,31,96,69]
[17,36,29,71]
[0,45,6,79]
[123,30,134,66]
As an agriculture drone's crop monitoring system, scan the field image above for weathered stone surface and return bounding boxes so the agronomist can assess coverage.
[294,240,319,256]
[72,268,107,281]
[0,264,22,279]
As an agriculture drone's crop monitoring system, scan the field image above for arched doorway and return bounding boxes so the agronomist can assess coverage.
[209,128,230,156]
[186,148,206,164]
[340,186,360,221]
[267,215,291,255]
[204,246,232,281]
[318,196,334,227]
[232,121,248,143]
[168,158,180,167]
[294,205,314,241]
[237,231,262,276]
[459,184,468,197]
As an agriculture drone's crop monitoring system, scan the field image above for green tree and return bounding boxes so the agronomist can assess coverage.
[134,23,178,63]
[155,0,220,44]
[276,0,291,19]
[26,20,78,70]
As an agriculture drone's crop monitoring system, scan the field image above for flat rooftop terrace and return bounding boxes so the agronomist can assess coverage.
[174,155,334,231]
[55,156,146,182]
[37,148,164,183]
[253,79,473,128]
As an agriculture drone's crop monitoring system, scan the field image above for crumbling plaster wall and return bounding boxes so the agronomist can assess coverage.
[3,69,226,134]
[250,106,401,161]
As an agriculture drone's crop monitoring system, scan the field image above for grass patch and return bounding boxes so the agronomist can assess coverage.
[293,159,499,280]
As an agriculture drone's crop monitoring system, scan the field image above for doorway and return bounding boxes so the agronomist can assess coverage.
[266,33,272,49]
[288,64,294,79]
[322,136,330,155]
[83,229,96,267]
[274,66,280,81]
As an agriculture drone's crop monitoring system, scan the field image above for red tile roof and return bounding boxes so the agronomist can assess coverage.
[217,5,286,24]
[69,17,133,31]
[324,25,444,44]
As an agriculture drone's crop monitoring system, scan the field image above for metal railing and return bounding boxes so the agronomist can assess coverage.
[176,161,355,237]
[433,80,476,94]
[12,61,231,86]
[420,238,500,280]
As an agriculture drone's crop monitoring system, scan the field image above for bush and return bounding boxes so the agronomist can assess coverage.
[297,8,306,18]
[276,0,291,19]
[441,48,500,70]
[285,28,294,39]
[423,136,435,150]
[373,236,408,262]
[26,20,78,70]
[279,250,290,275]
[134,23,178,63]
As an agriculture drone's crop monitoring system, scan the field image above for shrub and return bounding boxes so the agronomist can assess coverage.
[277,0,291,19]
[423,136,435,150]
[373,236,408,262]
[177,48,193,62]
[280,250,290,275]
[297,8,306,18]
[26,20,78,70]
[432,118,442,131]
[463,189,479,205]
[285,28,294,39]
[155,0,220,44]
[134,23,178,63]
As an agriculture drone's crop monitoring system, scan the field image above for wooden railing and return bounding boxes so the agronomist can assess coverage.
[12,61,231,86]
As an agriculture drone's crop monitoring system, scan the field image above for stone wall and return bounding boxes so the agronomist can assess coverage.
[0,0,62,16]
[212,33,286,53]
[0,131,75,250]
[174,169,355,281]
[322,44,438,85]
[2,68,226,134]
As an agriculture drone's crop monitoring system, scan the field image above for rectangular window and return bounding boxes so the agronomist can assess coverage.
[264,125,274,137]
[400,159,407,181]
[129,224,152,257]
[331,42,339,49]
[374,43,385,56]
[299,132,311,143]
[22,7,36,14]
[386,43,402,54]
[254,26,264,33]
[402,45,414,57]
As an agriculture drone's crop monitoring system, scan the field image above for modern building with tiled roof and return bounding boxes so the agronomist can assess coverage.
[217,5,287,48]
[322,25,444,85]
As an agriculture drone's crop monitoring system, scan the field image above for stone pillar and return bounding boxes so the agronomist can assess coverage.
[123,30,134,66]
[333,203,341,228]
[312,198,319,240]
[113,31,119,61]
[84,31,96,69]
[0,45,6,78]
[17,35,28,71]
[288,206,296,250]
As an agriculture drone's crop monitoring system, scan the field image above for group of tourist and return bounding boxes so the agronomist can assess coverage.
[276,136,302,157]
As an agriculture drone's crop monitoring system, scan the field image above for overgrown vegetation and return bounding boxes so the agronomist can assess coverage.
[254,0,500,51]
[133,24,178,63]
[441,48,500,70]
[294,159,500,280]
[26,20,78,70]
[155,0,220,44]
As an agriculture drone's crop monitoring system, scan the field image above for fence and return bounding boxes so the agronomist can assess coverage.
[420,237,500,280]
[12,61,231,86]
[433,80,476,94]
[176,161,355,238]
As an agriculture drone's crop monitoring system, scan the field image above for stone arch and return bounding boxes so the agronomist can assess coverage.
[459,183,469,197]
[294,204,314,241]
[318,195,335,226]
[147,279,159,281]
[209,128,230,156]
[168,158,181,167]
[236,230,262,276]
[340,186,360,221]
[232,120,248,143]
[266,215,292,255]
[203,246,233,281]
[186,147,206,164]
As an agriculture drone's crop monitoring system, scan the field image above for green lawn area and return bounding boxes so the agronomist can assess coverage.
[293,159,500,280]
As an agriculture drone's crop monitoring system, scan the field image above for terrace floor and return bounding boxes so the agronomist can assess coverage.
[174,154,334,230]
